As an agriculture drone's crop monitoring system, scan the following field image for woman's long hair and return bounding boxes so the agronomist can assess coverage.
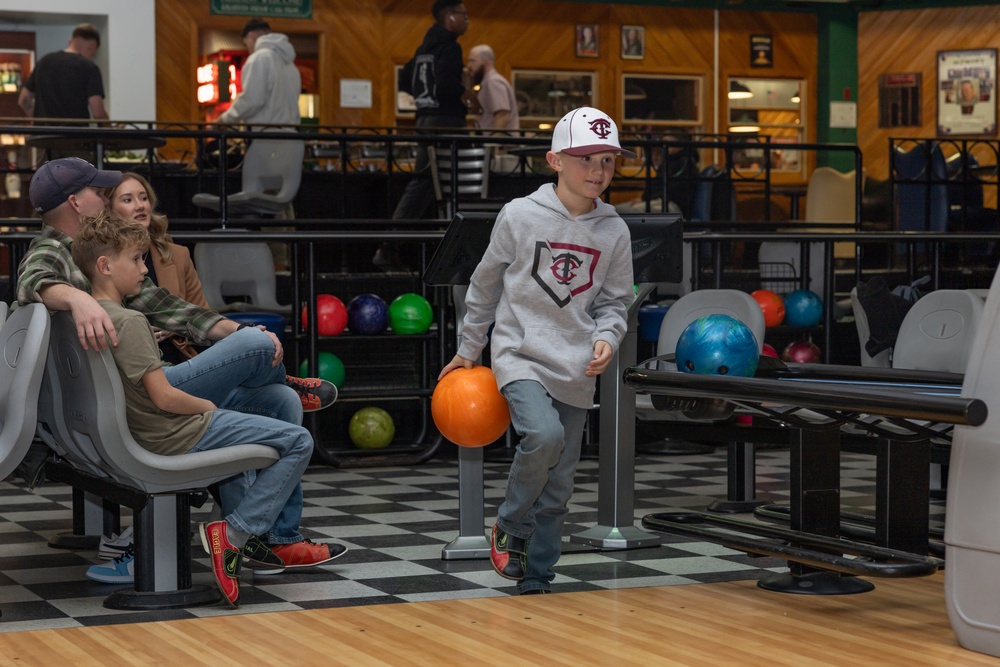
[104,172,174,262]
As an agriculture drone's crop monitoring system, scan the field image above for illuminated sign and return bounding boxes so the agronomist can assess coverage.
[196,62,237,105]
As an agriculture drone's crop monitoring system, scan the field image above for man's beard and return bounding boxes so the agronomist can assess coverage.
[471,67,485,86]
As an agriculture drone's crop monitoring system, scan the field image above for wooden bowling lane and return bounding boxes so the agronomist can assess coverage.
[1,572,995,666]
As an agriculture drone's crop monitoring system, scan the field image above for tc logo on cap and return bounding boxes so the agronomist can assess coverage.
[588,118,612,140]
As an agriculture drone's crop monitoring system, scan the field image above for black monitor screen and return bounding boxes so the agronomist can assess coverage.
[423,212,496,286]
[622,212,684,283]
[423,211,684,286]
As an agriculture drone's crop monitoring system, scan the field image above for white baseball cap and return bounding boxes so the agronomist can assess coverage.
[550,107,635,157]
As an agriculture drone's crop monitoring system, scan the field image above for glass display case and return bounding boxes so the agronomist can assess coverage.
[512,70,596,128]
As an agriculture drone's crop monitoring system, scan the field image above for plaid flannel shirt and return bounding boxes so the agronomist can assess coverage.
[17,224,224,344]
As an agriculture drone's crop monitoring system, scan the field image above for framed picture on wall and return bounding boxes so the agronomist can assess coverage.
[576,24,599,58]
[937,48,997,136]
[621,26,644,60]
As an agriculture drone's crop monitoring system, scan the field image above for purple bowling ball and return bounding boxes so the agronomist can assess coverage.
[347,294,389,335]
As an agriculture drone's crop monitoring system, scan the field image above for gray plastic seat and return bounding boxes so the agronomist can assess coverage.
[46,311,279,493]
[0,303,51,482]
[192,134,305,217]
[892,290,985,373]
[44,311,281,608]
[193,234,291,314]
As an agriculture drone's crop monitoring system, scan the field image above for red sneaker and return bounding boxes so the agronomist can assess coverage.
[268,539,347,569]
[490,524,527,581]
[285,376,338,412]
[199,521,241,607]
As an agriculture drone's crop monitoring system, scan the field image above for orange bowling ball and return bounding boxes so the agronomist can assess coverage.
[752,289,786,328]
[432,366,511,447]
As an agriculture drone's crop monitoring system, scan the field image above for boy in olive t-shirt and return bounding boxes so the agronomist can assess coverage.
[71,211,344,607]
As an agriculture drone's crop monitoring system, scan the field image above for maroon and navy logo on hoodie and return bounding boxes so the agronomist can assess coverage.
[531,240,601,307]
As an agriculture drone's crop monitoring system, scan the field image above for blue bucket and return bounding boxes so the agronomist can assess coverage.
[227,312,286,343]
[637,304,670,343]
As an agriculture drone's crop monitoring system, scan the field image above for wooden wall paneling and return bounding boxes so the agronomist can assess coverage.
[151,0,824,178]
[858,5,1000,184]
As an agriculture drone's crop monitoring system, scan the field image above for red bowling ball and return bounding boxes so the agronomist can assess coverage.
[782,340,822,364]
[752,289,785,328]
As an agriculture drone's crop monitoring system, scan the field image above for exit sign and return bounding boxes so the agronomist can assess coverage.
[210,0,312,19]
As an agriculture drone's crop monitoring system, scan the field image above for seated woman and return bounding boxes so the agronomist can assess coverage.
[106,172,208,363]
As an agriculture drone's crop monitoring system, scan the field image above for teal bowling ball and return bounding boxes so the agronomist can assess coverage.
[675,314,759,377]
[783,289,823,328]
[298,352,345,388]
[389,293,434,334]
[349,407,395,449]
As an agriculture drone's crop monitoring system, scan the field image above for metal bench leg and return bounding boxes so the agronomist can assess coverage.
[104,493,220,610]
[49,489,116,550]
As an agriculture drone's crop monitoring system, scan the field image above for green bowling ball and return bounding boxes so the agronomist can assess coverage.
[348,407,395,449]
[388,293,433,334]
[298,351,345,388]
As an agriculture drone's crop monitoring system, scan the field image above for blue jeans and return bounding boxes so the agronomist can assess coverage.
[188,410,312,540]
[497,380,587,593]
[163,327,305,543]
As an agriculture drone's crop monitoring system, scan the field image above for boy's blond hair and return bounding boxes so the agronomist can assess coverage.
[72,210,150,282]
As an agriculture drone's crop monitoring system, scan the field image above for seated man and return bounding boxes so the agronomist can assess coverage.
[71,211,347,606]
[19,157,339,583]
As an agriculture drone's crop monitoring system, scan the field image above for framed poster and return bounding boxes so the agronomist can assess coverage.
[621,26,644,60]
[576,24,599,58]
[937,48,997,136]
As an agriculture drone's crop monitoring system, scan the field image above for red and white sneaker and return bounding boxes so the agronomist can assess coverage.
[267,539,347,570]
[199,521,242,607]
[490,524,527,581]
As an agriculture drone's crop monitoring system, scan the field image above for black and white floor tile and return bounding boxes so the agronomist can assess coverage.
[0,447,936,632]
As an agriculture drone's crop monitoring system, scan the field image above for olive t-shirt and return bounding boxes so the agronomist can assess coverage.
[100,300,211,455]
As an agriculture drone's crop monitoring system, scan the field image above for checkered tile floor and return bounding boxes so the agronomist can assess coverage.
[0,447,940,632]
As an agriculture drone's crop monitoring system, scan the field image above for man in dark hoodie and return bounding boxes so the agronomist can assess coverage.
[391,1,478,223]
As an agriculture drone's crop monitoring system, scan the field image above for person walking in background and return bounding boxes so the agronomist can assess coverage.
[467,44,520,132]
[438,107,635,595]
[18,23,108,122]
[390,1,479,222]
[216,18,301,128]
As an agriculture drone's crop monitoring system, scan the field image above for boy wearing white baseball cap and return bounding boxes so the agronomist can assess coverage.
[438,106,635,594]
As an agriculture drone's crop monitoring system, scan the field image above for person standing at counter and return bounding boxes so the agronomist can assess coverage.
[216,18,301,128]
[18,23,108,122]
[467,44,520,132]
[390,0,479,223]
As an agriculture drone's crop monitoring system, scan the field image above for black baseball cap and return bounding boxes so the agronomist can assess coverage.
[241,18,271,37]
[29,158,121,215]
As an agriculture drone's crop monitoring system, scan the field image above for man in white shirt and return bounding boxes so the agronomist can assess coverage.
[467,44,519,131]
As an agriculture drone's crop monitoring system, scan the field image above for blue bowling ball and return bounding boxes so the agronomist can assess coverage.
[783,289,823,328]
[347,293,389,334]
[675,314,759,378]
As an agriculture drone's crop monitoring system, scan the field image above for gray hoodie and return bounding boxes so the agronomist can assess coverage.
[458,183,634,409]
[218,32,301,127]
